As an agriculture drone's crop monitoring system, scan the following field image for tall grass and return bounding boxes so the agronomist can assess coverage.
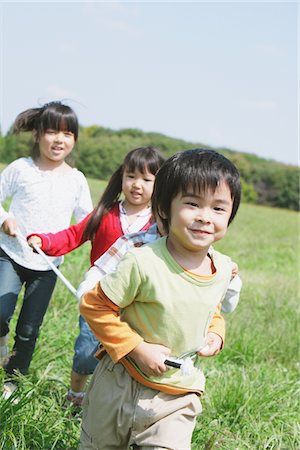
[0,190,299,448]
[192,204,299,449]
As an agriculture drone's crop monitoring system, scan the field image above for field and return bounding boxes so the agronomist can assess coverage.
[0,175,299,449]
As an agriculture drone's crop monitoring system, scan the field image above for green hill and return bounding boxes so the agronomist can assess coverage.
[0,126,298,210]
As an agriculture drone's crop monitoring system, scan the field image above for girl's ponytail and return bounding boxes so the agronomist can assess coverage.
[13,108,43,134]
[83,165,123,241]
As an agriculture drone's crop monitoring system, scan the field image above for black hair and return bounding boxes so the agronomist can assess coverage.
[151,148,241,233]
[13,101,79,161]
[83,146,166,241]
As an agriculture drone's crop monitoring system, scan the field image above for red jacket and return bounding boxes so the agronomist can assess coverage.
[28,203,152,265]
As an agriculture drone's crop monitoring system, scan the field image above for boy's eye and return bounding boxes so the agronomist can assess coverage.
[185,201,198,207]
[64,132,73,137]
[214,207,225,212]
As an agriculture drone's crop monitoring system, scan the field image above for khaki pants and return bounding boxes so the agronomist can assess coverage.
[80,354,202,450]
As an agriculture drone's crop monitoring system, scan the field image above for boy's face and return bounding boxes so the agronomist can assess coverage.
[168,181,233,252]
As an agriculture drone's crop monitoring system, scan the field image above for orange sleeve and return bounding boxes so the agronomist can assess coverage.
[79,283,144,363]
[208,303,225,347]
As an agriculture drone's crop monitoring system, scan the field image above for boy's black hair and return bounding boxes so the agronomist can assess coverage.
[83,146,165,241]
[151,148,241,233]
[13,101,79,161]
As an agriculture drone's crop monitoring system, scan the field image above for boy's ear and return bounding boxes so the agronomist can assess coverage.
[158,208,167,219]
[32,129,38,142]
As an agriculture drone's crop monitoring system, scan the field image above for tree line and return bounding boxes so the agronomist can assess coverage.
[0,125,298,211]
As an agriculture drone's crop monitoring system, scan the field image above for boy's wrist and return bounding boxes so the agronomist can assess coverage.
[109,335,144,363]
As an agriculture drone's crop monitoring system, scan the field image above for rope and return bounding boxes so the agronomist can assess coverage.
[16,232,80,300]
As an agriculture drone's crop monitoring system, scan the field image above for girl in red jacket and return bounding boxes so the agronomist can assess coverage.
[27,146,165,407]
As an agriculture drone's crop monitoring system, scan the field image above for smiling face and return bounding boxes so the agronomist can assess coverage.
[167,181,233,254]
[37,129,75,168]
[122,168,155,210]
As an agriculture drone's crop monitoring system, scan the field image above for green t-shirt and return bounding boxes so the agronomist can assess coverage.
[101,236,232,391]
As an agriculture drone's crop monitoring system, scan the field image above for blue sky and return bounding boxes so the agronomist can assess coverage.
[0,1,298,166]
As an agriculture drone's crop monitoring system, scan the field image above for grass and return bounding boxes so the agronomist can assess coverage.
[86,178,107,205]
[0,172,299,449]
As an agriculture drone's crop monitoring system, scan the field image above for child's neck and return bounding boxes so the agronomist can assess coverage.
[35,157,70,172]
[122,200,150,225]
[166,237,213,276]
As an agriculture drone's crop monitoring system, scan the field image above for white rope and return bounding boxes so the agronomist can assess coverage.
[16,232,80,300]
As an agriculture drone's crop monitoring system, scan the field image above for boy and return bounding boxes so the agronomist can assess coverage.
[80,148,241,449]
[67,219,241,406]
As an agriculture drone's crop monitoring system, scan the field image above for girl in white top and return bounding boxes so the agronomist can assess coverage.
[0,102,93,394]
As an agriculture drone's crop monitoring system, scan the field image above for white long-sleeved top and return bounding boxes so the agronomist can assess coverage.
[0,157,93,270]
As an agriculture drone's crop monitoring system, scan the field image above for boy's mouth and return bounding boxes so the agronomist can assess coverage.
[190,228,211,235]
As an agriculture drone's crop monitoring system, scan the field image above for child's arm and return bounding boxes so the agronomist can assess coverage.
[80,283,171,377]
[222,273,242,313]
[27,212,91,256]
[0,162,17,235]
[77,266,105,300]
[207,303,225,346]
[197,303,225,356]
[77,227,160,299]
[199,332,223,357]
[72,172,93,222]
[77,235,133,298]
[127,341,171,377]
[80,283,145,363]
[1,217,18,236]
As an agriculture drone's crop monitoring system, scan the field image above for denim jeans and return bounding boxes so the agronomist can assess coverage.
[0,248,57,375]
[72,315,99,375]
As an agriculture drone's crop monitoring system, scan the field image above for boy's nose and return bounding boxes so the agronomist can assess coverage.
[196,209,211,223]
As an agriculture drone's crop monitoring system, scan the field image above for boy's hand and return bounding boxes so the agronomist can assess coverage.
[2,218,17,236]
[128,341,171,377]
[198,332,223,357]
[27,235,42,250]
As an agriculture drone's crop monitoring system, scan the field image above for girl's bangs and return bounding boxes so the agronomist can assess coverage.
[125,151,161,175]
[39,108,78,139]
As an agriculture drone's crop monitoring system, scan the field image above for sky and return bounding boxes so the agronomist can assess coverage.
[0,1,298,166]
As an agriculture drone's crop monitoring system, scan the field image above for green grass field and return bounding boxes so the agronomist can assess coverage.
[0,174,299,449]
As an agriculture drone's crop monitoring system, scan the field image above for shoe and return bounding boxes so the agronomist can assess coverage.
[65,390,85,408]
[2,382,19,403]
